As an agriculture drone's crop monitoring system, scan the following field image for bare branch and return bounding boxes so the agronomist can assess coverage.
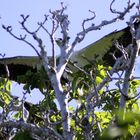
[19,14,33,34]
[36,14,49,33]
[110,0,131,18]
[86,55,125,101]
[114,41,129,60]
[19,14,49,34]
[70,1,135,56]
[119,35,140,109]
[2,25,41,57]
[0,120,64,140]
[81,2,134,35]
[81,10,96,41]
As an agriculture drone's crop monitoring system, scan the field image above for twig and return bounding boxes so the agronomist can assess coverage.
[2,25,41,57]
[81,10,96,41]
[110,0,131,17]
[0,120,64,140]
[70,0,135,57]
[36,14,49,33]
[19,15,33,34]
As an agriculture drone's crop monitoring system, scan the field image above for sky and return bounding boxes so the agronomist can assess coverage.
[0,0,139,104]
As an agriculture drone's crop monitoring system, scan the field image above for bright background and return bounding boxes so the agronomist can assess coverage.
[0,0,139,104]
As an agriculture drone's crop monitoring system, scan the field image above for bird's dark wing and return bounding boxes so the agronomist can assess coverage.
[0,56,40,81]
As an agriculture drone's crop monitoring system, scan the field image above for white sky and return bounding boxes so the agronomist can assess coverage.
[0,0,139,103]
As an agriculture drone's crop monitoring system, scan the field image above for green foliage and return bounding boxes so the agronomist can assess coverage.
[69,61,140,139]
[130,79,140,96]
[0,78,12,106]
[13,131,34,140]
[101,111,140,140]
[101,89,120,111]
[95,111,112,129]
[0,57,140,139]
[13,111,22,120]
[71,63,108,100]
[17,67,51,93]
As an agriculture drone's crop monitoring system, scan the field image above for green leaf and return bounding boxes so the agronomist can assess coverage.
[13,111,22,120]
[72,76,80,92]
[69,106,74,112]
[77,88,84,96]
[132,102,139,112]
[0,78,12,105]
[100,69,106,77]
[96,76,102,84]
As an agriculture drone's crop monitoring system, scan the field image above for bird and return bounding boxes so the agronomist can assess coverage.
[0,26,132,84]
